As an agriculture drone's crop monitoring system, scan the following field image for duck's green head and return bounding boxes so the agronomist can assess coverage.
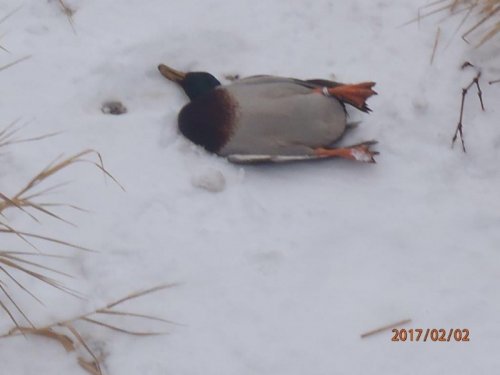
[158,64,221,101]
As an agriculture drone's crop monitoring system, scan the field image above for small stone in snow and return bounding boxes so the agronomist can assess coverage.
[101,101,127,115]
[191,170,226,193]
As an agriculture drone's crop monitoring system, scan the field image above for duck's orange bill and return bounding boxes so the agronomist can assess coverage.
[158,64,186,82]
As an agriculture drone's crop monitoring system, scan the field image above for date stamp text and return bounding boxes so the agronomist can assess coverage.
[391,328,470,342]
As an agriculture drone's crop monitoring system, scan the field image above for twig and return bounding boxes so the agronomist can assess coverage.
[489,78,500,84]
[451,62,485,152]
[361,319,412,338]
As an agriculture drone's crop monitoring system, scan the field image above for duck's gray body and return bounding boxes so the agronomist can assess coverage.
[218,76,347,158]
[158,63,377,164]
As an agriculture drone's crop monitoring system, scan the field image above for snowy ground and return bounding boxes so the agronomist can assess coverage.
[1,0,500,374]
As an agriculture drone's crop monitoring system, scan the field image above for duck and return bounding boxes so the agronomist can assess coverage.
[158,63,378,163]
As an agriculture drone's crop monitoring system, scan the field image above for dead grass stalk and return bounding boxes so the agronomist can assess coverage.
[1,284,176,375]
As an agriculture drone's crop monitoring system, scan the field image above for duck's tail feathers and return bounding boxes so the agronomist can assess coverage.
[324,82,377,113]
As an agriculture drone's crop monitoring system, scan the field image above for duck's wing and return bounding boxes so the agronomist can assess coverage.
[230,75,342,89]
[303,79,344,88]
[230,76,375,112]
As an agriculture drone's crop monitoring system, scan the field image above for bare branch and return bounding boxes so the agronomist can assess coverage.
[451,63,486,152]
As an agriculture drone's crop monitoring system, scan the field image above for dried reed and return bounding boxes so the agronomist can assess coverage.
[415,0,500,47]
[1,284,176,375]
[0,122,122,330]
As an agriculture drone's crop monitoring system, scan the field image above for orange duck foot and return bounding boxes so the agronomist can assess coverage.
[318,82,377,112]
[314,141,379,163]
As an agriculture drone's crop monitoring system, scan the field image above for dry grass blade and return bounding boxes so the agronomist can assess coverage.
[0,221,38,250]
[0,55,31,72]
[0,292,21,329]
[0,281,33,328]
[0,148,122,327]
[0,255,82,299]
[0,5,23,25]
[63,323,103,375]
[0,228,93,252]
[21,181,73,201]
[81,317,166,336]
[361,319,412,338]
[1,284,174,373]
[7,324,101,375]
[430,27,442,63]
[0,264,44,304]
[0,119,21,145]
[476,20,500,44]
[443,2,479,47]
[0,252,73,278]
[462,2,500,37]
[0,120,60,149]
[105,283,176,309]
[402,0,459,25]
[78,357,101,375]
[58,0,74,16]
[412,0,500,47]
[0,251,69,259]
[76,151,125,192]
[0,131,61,148]
[2,284,176,338]
[0,196,76,227]
[96,309,178,325]
[57,0,76,34]
[1,6,24,55]
[0,149,124,223]
[0,192,38,222]
[11,326,76,352]
[14,149,124,199]
[81,284,177,336]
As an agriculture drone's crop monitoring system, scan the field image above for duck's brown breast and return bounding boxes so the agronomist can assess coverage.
[178,88,238,153]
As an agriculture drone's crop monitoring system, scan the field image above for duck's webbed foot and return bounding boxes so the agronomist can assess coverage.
[313,140,379,163]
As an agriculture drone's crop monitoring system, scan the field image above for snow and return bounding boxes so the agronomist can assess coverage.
[1,0,499,374]
[191,168,227,192]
